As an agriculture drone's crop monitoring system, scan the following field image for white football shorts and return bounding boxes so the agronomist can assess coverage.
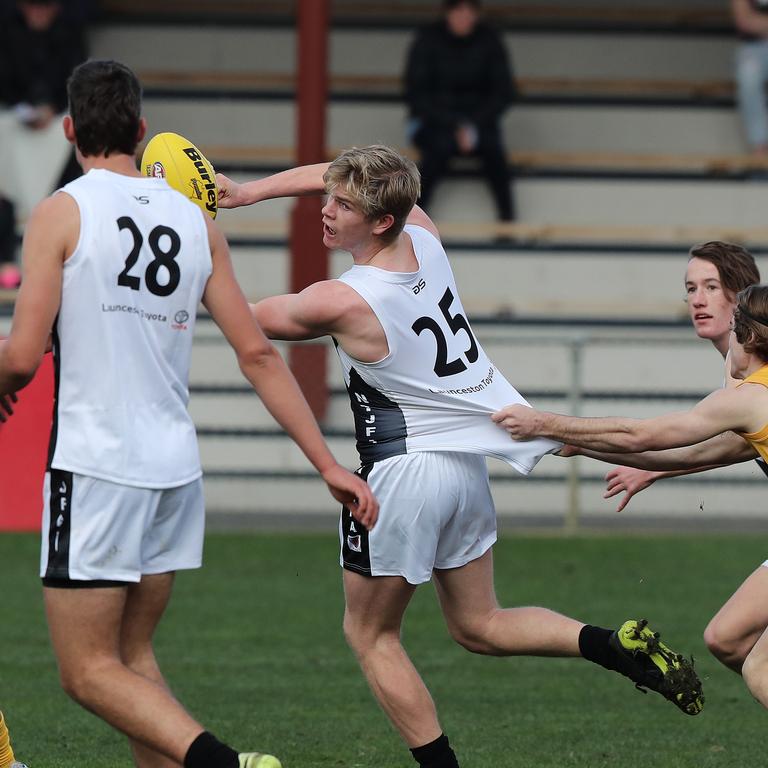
[340,451,496,585]
[41,469,205,584]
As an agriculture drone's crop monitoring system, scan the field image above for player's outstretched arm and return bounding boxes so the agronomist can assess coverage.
[567,428,756,469]
[0,193,73,396]
[492,387,758,453]
[201,219,378,528]
[599,432,756,511]
[216,163,331,209]
[602,467,661,512]
[558,429,756,511]
[248,280,357,342]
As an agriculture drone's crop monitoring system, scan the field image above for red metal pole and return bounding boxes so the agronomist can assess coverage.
[289,0,330,420]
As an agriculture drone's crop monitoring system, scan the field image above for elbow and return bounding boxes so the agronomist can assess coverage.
[256,322,278,341]
[236,339,279,372]
[8,370,35,391]
[2,349,40,391]
[250,304,278,340]
[620,429,651,454]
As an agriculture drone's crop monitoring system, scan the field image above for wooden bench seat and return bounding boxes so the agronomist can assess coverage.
[215,216,768,247]
[138,69,736,103]
[3,221,768,311]
[103,1,730,31]
[199,143,768,177]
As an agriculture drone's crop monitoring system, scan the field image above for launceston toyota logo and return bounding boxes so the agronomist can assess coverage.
[172,310,189,330]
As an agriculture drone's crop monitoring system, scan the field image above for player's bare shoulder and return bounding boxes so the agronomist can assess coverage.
[25,190,80,259]
[301,279,371,330]
[30,189,79,226]
[406,205,440,241]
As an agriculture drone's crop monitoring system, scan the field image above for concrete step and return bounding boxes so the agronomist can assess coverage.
[101,0,728,33]
[190,319,727,395]
[225,243,768,318]
[211,171,768,230]
[92,25,735,84]
[425,177,768,228]
[140,98,747,156]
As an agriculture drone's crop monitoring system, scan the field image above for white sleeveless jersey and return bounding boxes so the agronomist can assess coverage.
[335,224,560,474]
[48,169,212,488]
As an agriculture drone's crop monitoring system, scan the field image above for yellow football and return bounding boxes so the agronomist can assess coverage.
[141,132,217,219]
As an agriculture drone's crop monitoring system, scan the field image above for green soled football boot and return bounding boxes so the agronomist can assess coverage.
[610,618,704,716]
[238,752,282,768]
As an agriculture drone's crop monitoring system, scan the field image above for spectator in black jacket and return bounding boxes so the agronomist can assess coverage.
[404,0,515,222]
[0,0,87,128]
[0,0,88,288]
[0,0,88,186]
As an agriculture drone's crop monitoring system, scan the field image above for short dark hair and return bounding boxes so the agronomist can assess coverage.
[688,241,761,300]
[67,59,142,158]
[734,285,768,363]
[443,0,481,10]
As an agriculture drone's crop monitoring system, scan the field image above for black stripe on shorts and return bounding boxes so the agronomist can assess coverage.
[341,463,374,577]
[44,468,73,580]
[42,577,129,589]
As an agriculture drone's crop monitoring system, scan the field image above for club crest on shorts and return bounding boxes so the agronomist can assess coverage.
[347,534,362,553]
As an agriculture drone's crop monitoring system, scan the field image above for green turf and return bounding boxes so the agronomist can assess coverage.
[2,531,767,767]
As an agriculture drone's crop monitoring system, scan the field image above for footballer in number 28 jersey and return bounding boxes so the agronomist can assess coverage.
[47,168,212,489]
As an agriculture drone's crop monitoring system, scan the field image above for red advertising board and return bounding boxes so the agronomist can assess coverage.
[0,353,53,531]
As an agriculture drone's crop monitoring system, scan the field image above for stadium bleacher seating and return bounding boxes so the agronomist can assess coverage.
[5,1,767,527]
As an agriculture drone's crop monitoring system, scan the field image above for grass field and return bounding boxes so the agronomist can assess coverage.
[2,531,767,767]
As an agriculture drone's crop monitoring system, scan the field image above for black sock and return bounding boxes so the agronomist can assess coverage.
[410,734,459,768]
[578,624,620,671]
[184,731,239,768]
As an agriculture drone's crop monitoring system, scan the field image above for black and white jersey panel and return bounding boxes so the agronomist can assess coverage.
[335,224,559,473]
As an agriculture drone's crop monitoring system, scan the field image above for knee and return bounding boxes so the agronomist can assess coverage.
[57,658,111,706]
[342,614,405,662]
[447,614,499,656]
[342,616,359,653]
[703,621,729,660]
[343,613,374,658]
[742,650,768,697]
[703,621,747,668]
[120,641,156,677]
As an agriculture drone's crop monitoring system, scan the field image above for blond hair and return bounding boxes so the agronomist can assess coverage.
[323,145,420,244]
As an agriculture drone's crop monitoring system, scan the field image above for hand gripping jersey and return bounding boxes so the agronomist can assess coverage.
[47,169,212,488]
[335,224,560,473]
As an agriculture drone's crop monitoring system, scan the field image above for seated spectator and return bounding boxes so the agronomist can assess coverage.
[732,0,768,157]
[0,196,18,290]
[404,0,515,221]
[0,0,88,287]
[0,0,88,212]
